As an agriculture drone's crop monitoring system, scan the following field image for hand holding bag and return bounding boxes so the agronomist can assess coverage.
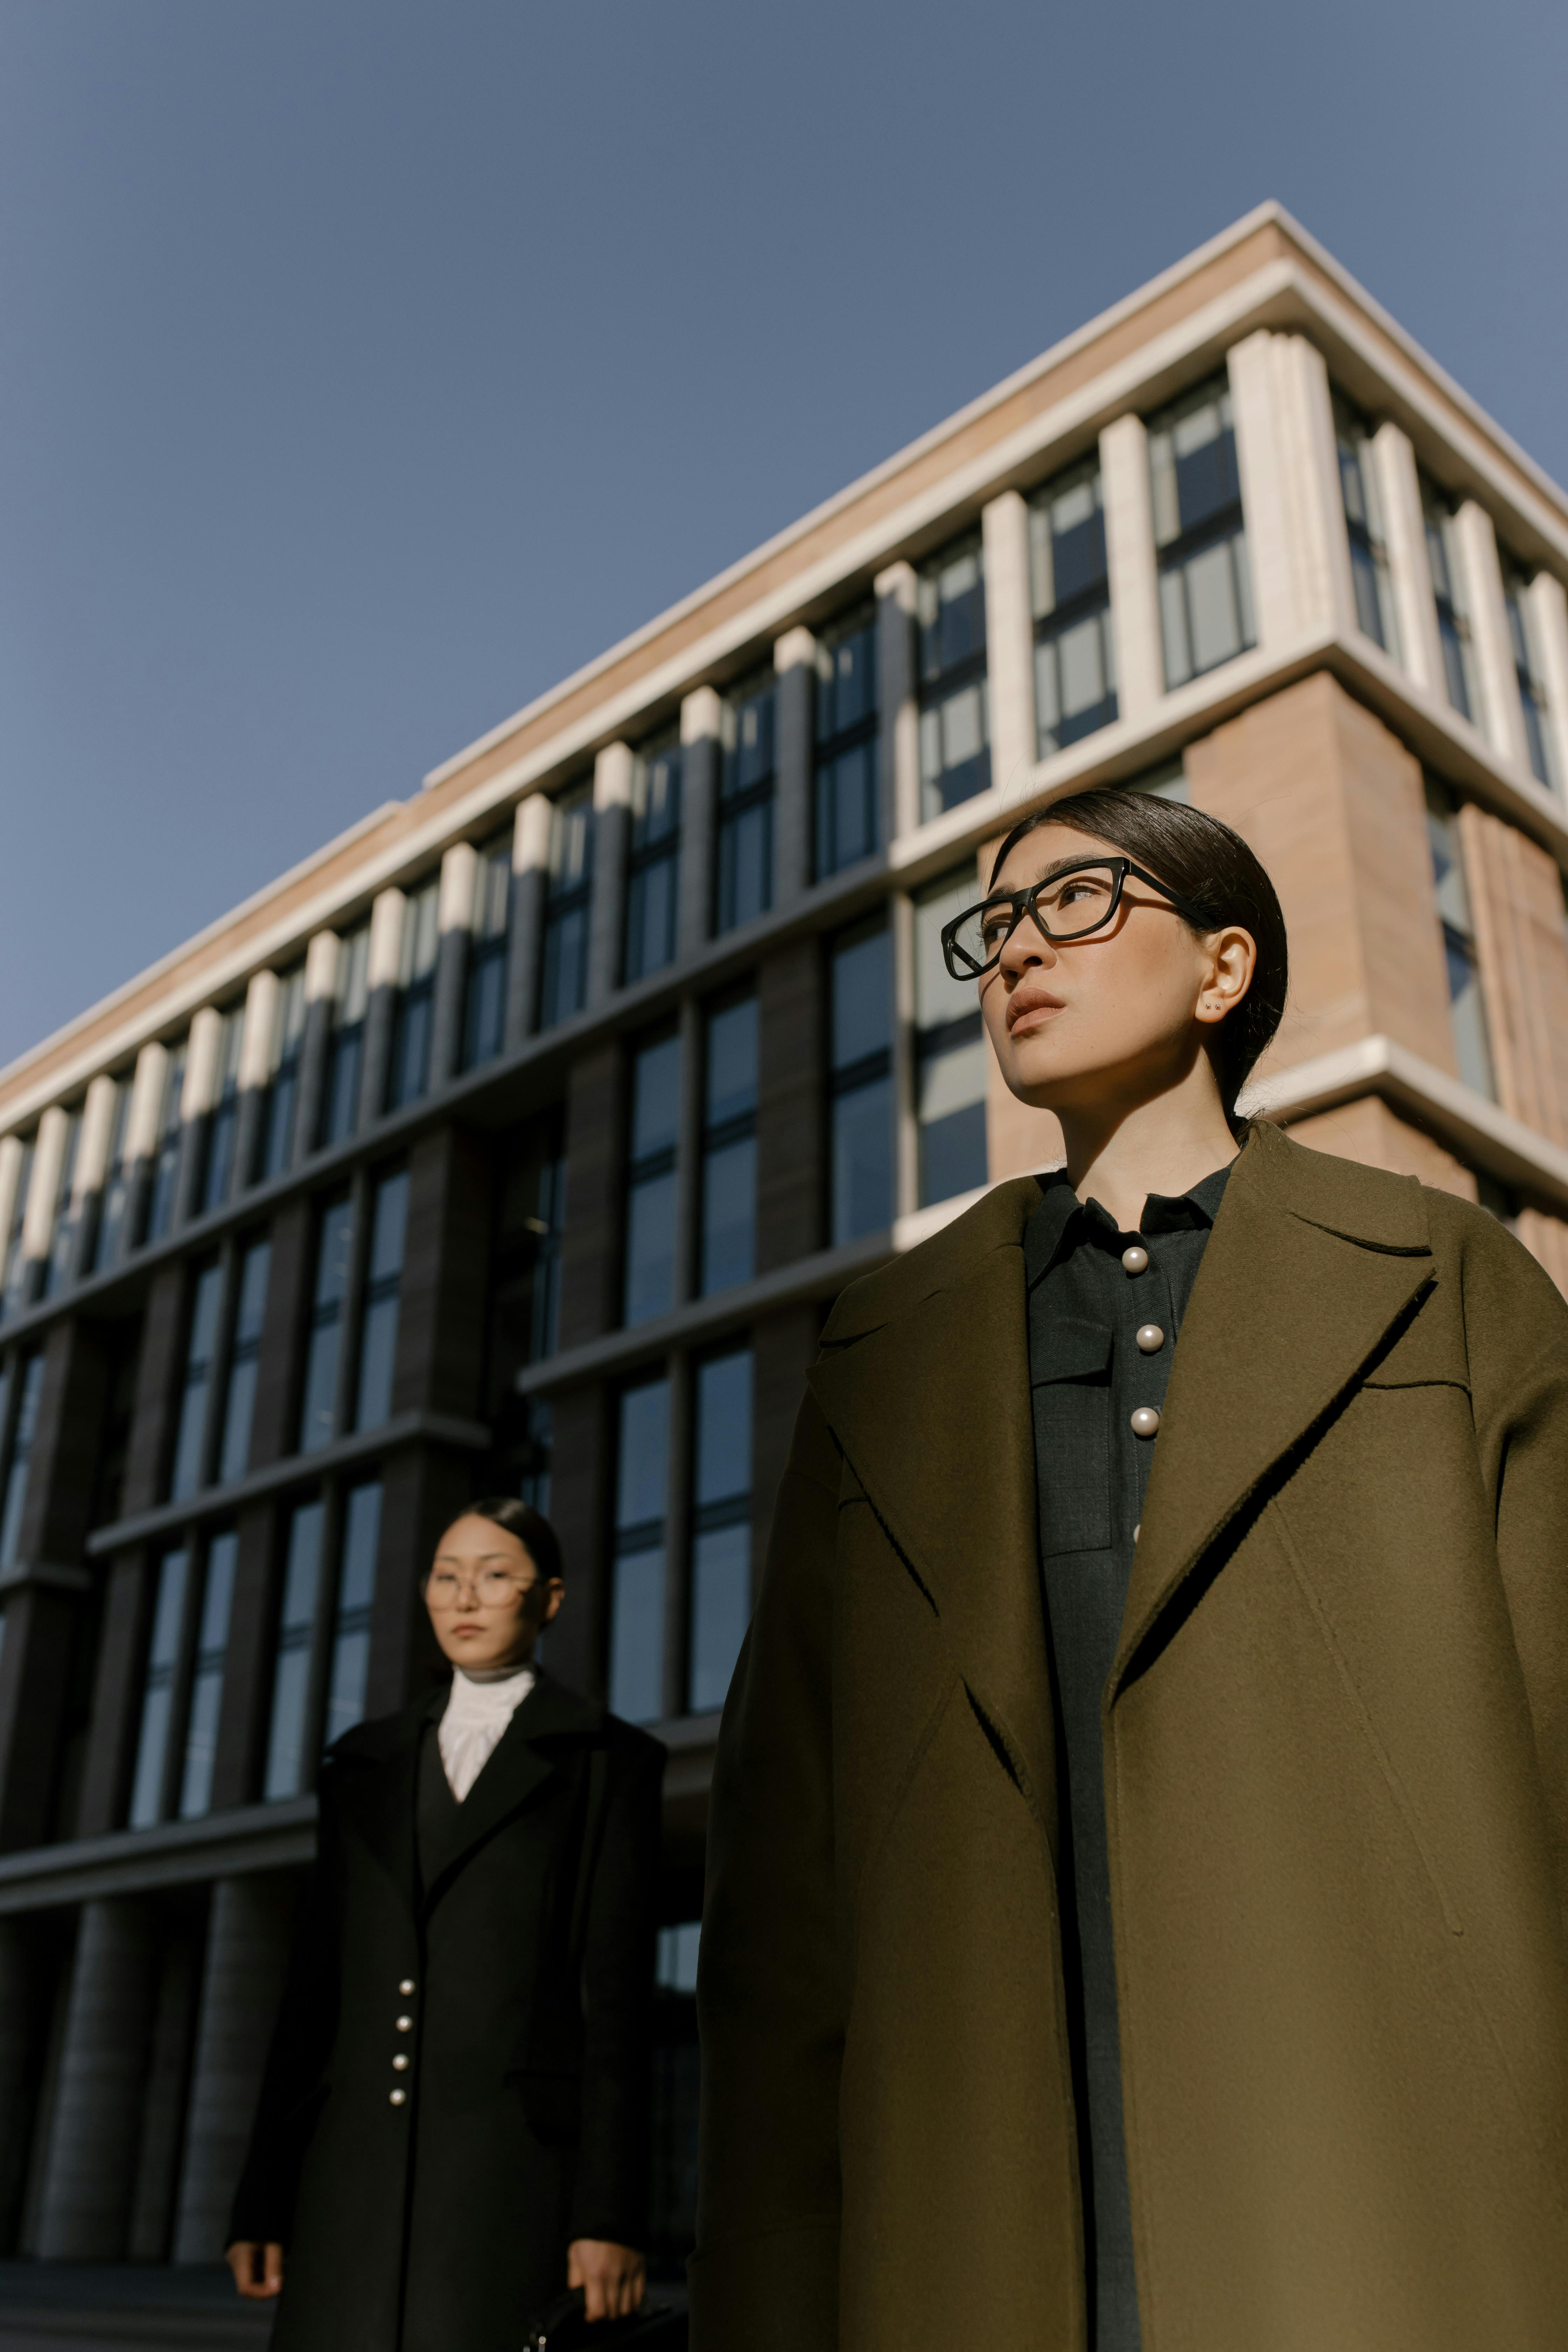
[523,2286,687,2350]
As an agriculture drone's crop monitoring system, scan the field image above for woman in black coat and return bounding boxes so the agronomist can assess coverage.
[227,1498,665,2350]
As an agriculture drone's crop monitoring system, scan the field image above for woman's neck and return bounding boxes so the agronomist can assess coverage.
[454,1656,536,1685]
[1058,1072,1239,1234]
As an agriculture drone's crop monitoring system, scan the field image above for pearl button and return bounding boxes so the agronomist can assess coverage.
[396,2015,413,2033]
[392,2054,409,2071]
[1121,1245,1149,1275]
[1130,1406,1161,1438]
[389,2088,406,2106]
[1133,1522,1141,1542]
[398,1978,415,1995]
[1135,1323,1165,1353]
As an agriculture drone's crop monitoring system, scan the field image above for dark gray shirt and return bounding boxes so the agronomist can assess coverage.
[1024,1162,1232,2352]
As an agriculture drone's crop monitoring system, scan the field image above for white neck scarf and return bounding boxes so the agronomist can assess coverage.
[437,1662,536,1802]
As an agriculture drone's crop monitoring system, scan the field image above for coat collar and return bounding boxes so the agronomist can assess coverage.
[331,1667,605,1914]
[807,1123,1437,1783]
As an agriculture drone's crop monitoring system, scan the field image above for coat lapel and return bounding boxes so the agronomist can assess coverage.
[807,1180,1056,1819]
[419,1668,605,1909]
[332,1700,429,1918]
[1111,1120,1436,1697]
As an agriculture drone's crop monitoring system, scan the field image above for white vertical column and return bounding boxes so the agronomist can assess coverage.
[1278,334,1357,635]
[1526,570,1568,797]
[772,626,816,904]
[1225,331,1298,647]
[173,1004,223,1223]
[430,839,479,1086]
[980,491,1036,800]
[875,561,918,841]
[506,792,553,1046]
[1099,413,1163,720]
[1373,422,1443,697]
[20,1105,68,1272]
[0,1138,24,1271]
[587,742,633,1007]
[75,1074,120,1203]
[677,687,722,964]
[1456,502,1530,770]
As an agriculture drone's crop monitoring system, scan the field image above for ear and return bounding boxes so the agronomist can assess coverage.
[1192,925,1256,1029]
[540,1581,566,1628]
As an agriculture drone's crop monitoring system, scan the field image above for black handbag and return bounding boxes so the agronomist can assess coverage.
[523,2287,688,2350]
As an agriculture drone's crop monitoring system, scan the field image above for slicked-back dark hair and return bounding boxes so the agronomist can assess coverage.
[433,1496,564,1585]
[987,787,1289,1122]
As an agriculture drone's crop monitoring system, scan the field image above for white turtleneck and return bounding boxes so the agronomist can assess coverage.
[437,1661,536,1801]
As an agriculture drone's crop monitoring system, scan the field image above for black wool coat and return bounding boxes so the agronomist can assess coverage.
[231,1670,665,2352]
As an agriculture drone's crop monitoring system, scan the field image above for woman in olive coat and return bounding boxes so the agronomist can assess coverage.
[691,789,1568,2352]
[228,1499,664,2351]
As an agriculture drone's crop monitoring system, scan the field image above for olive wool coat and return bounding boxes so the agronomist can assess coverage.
[690,1120,1568,2352]
[231,1671,664,2352]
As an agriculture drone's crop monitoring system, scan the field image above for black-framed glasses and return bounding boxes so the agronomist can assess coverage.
[941,857,1208,979]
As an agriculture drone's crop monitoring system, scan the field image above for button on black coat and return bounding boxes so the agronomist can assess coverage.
[230,1670,665,2352]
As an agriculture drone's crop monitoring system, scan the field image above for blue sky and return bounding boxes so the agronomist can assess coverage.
[2,0,1564,1070]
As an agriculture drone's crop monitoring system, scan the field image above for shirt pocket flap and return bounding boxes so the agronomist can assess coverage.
[1031,1315,1113,1385]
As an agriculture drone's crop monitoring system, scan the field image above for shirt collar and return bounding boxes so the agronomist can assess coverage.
[1024,1158,1234,1289]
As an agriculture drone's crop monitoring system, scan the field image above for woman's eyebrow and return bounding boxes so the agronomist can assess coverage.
[990,853,1097,896]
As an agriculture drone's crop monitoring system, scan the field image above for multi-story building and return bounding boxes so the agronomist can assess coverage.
[2,202,1568,2280]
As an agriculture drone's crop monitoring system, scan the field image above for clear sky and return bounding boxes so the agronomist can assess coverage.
[2,0,1564,1072]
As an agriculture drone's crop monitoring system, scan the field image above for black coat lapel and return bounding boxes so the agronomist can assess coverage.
[419,1669,605,1908]
[330,1698,432,1920]
[1111,1120,1435,1696]
[807,1179,1057,1822]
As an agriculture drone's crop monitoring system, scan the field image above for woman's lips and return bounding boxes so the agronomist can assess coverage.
[1006,991,1065,1035]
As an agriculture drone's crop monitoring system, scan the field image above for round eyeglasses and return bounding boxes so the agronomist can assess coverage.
[940,857,1208,979]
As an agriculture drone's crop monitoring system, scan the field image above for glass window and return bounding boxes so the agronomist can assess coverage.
[200,1006,246,1216]
[257,962,307,1183]
[814,606,879,879]
[128,1546,189,1828]
[169,1259,224,1501]
[1030,456,1117,755]
[321,925,371,1147]
[1149,373,1255,690]
[1334,395,1400,659]
[540,783,594,1029]
[624,1032,681,1326]
[42,1107,83,1299]
[610,1377,669,1724]
[829,917,894,1245]
[625,733,682,984]
[299,1193,354,1453]
[0,1140,35,1322]
[323,1480,381,1745]
[914,869,989,1206]
[264,1496,324,1799]
[530,1158,566,1364]
[387,881,441,1111]
[1420,477,1484,726]
[1500,558,1559,793]
[143,1040,188,1245]
[0,1352,45,1566]
[1425,779,1494,1099]
[688,1347,752,1713]
[717,672,776,934]
[217,1236,271,1483]
[700,997,757,1295]
[177,1530,237,1819]
[355,1168,409,1430]
[92,1078,135,1272]
[918,533,990,819]
[462,831,513,1071]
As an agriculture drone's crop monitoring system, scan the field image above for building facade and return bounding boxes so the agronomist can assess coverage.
[2,202,1568,2274]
